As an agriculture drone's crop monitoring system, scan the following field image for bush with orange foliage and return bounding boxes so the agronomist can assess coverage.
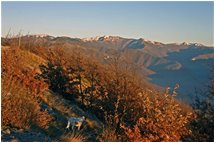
[98,126,118,142]
[2,47,53,129]
[121,87,193,142]
[2,76,53,129]
[121,123,144,142]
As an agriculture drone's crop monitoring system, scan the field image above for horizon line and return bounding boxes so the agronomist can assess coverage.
[1,32,213,47]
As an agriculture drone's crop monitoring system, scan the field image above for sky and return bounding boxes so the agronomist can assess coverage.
[1,2,214,46]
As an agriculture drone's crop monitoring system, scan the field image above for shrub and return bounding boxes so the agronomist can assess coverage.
[2,92,37,129]
[98,127,118,142]
[120,123,144,142]
[97,114,119,142]
[121,87,193,142]
[2,75,53,129]
[38,62,69,94]
[2,77,39,129]
[2,48,53,129]
[37,60,81,101]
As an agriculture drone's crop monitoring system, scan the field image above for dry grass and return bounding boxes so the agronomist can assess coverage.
[2,82,39,129]
[2,47,46,71]
[2,74,53,129]
[56,131,88,142]
[2,47,53,129]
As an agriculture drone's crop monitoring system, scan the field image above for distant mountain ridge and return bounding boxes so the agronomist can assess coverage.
[81,35,206,47]
[18,34,210,47]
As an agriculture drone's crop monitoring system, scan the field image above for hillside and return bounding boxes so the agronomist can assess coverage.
[3,35,214,102]
[1,47,103,141]
[1,36,213,142]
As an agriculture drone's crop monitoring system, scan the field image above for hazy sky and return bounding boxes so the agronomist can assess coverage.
[2,2,214,46]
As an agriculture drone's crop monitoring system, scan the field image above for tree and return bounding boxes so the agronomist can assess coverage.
[38,61,69,95]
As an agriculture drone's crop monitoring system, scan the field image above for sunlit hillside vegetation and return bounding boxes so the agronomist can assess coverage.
[1,37,214,142]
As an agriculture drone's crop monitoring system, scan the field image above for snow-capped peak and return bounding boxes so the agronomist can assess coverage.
[82,35,122,42]
[82,36,100,41]
[190,43,204,47]
[32,34,50,38]
[140,38,164,45]
[141,38,154,44]
[180,42,204,47]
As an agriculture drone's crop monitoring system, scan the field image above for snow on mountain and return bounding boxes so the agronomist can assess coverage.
[25,34,55,40]
[82,35,123,42]
[179,42,205,47]
[189,43,205,47]
[82,36,101,42]
[29,34,50,38]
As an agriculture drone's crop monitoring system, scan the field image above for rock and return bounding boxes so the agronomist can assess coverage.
[5,129,11,134]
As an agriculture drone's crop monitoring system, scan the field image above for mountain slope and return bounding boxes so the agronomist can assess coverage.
[2,35,214,103]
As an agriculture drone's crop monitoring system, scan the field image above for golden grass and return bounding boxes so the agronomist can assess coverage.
[56,131,88,142]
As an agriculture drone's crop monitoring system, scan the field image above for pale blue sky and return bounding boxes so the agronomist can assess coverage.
[1,2,214,46]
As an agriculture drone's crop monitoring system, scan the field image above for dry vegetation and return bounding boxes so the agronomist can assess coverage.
[1,36,214,142]
[56,131,88,142]
[2,47,53,130]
